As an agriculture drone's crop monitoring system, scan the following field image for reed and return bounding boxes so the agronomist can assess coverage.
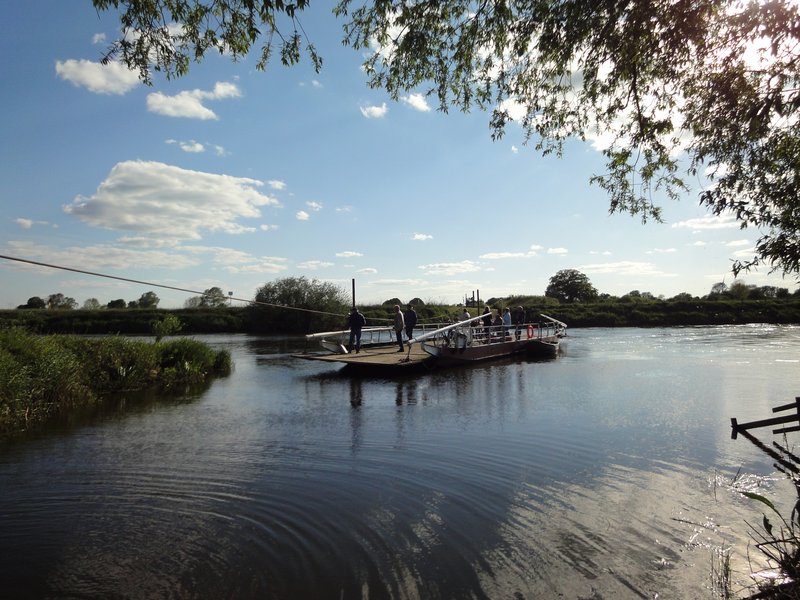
[0,328,231,437]
[734,434,800,599]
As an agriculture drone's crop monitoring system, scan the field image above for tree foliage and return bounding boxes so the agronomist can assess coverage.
[82,298,102,310]
[94,1,800,279]
[91,0,321,84]
[46,293,78,310]
[335,0,800,278]
[17,297,46,310]
[252,276,349,332]
[201,286,229,308]
[545,269,598,303]
[137,291,160,309]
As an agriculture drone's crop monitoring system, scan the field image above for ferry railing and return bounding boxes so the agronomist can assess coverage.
[409,315,564,348]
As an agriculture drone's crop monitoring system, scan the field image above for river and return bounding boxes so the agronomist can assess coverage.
[1,325,799,599]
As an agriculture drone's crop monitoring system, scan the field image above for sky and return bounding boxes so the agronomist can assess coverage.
[1,3,797,310]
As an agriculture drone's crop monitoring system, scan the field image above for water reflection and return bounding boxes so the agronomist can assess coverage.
[1,327,799,598]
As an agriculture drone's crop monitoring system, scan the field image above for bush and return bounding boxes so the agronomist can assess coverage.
[156,338,232,387]
[0,329,232,438]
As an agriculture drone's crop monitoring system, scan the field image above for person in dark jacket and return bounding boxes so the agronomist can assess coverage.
[347,307,367,353]
[404,304,417,341]
[512,306,525,339]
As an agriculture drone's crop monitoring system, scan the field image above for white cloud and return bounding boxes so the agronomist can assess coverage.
[726,239,751,247]
[179,245,289,274]
[166,139,205,153]
[296,211,310,221]
[6,239,199,271]
[306,201,323,211]
[298,260,334,270]
[529,244,544,252]
[15,218,33,229]
[147,81,241,119]
[91,33,106,45]
[732,247,756,258]
[418,261,482,275]
[672,214,739,231]
[511,145,519,154]
[118,236,177,248]
[336,251,363,258]
[589,250,613,255]
[357,267,377,274]
[547,247,568,255]
[227,257,289,274]
[577,261,671,276]
[497,98,528,122]
[336,206,353,213]
[412,233,433,241]
[646,248,677,254]
[55,59,140,95]
[183,141,205,153]
[479,252,528,259]
[372,278,427,286]
[692,241,707,247]
[63,160,279,241]
[401,93,431,112]
[267,180,286,190]
[360,103,388,118]
[260,224,279,231]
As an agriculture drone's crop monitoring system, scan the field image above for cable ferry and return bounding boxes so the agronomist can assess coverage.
[297,314,566,373]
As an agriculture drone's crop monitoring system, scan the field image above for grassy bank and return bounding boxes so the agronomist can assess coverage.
[0,328,231,438]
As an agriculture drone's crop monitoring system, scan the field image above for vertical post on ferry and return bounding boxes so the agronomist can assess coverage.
[352,278,356,308]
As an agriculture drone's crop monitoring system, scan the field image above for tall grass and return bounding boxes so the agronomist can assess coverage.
[0,328,231,437]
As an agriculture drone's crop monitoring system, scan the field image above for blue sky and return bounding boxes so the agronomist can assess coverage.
[1,2,796,309]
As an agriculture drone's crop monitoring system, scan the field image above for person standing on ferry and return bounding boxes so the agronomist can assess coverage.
[393,305,405,352]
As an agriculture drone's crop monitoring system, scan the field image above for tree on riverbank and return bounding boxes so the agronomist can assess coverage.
[92,0,800,279]
[250,276,349,333]
[546,270,599,304]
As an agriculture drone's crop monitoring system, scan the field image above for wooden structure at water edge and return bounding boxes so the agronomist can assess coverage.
[731,397,800,439]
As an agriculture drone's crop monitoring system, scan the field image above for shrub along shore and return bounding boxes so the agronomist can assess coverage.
[0,328,231,439]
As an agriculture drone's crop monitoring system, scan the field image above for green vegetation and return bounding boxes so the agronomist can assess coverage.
[250,276,350,334]
[2,296,799,335]
[0,328,231,438]
[6,272,799,335]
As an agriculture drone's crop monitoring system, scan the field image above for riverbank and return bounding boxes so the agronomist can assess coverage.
[0,328,231,438]
[1,297,799,335]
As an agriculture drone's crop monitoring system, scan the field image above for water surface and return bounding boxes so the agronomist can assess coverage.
[1,325,799,598]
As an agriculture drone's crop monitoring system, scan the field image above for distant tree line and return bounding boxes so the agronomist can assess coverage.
[18,291,162,310]
[6,272,799,335]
